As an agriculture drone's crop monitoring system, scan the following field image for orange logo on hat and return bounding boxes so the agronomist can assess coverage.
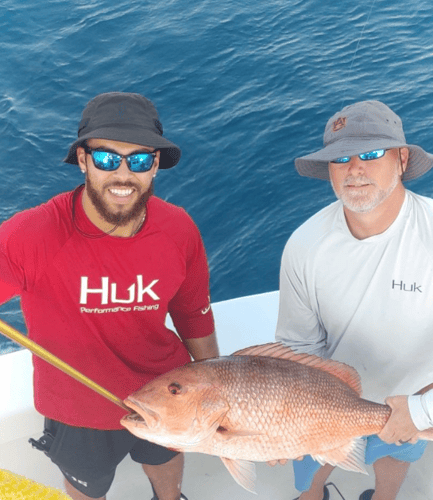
[333,117,347,132]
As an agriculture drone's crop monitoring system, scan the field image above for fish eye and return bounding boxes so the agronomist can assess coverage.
[168,382,182,395]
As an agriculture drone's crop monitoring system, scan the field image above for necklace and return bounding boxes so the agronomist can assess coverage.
[72,185,119,239]
[132,209,147,236]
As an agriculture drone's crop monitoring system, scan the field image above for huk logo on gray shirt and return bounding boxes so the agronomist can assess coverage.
[392,280,422,293]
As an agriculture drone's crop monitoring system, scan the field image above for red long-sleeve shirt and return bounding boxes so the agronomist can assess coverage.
[0,188,214,429]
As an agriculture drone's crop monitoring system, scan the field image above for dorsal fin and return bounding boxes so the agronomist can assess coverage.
[232,342,362,396]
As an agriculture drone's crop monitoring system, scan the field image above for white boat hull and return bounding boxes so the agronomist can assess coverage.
[1,292,432,499]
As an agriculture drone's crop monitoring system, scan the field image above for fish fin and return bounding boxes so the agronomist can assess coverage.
[233,342,292,358]
[216,427,263,440]
[220,457,257,494]
[311,437,368,474]
[233,342,362,396]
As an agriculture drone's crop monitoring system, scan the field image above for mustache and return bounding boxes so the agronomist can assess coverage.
[343,176,377,187]
[104,181,140,190]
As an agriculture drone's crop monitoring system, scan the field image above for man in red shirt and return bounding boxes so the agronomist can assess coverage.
[0,92,219,500]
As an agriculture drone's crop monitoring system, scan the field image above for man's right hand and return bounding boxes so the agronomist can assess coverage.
[267,457,304,467]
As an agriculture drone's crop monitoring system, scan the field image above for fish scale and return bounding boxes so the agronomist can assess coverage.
[121,343,430,493]
[201,356,387,461]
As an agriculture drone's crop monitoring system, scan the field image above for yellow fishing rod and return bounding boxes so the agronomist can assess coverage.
[0,317,129,412]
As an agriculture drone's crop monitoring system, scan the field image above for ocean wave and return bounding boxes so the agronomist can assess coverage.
[1,0,433,353]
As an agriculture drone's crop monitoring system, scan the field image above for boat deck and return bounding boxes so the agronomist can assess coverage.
[1,292,432,499]
[2,416,432,499]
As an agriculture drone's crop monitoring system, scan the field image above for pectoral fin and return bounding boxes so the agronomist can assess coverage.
[216,426,263,441]
[220,457,257,494]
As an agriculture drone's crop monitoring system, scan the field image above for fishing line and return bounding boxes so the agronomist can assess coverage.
[341,0,378,107]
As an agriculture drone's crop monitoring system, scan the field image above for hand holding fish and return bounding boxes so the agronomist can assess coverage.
[267,458,289,466]
[267,457,303,466]
[379,396,420,445]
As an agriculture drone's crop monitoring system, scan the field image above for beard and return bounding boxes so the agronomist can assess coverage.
[86,177,153,226]
[331,171,399,213]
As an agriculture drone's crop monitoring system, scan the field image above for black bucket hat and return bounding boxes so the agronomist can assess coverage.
[295,100,433,182]
[64,92,181,169]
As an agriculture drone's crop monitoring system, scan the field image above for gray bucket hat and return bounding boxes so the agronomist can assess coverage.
[64,92,181,169]
[295,100,433,182]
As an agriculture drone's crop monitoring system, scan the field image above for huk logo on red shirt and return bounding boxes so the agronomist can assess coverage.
[80,275,160,305]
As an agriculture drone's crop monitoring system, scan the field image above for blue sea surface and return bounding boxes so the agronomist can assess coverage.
[1,0,433,353]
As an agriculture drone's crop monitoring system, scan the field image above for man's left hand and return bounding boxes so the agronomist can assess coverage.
[378,395,420,445]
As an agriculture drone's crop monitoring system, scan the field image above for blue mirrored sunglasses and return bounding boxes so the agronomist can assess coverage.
[83,144,158,173]
[331,149,386,164]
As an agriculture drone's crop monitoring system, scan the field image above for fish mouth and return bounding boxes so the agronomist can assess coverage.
[121,398,159,428]
[121,411,147,426]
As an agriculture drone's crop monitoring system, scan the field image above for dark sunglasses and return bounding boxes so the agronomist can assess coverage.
[83,144,158,173]
[331,149,386,164]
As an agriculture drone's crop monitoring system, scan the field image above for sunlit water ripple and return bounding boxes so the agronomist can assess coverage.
[1,0,433,353]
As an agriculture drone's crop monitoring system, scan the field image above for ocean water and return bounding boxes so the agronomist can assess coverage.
[1,0,433,354]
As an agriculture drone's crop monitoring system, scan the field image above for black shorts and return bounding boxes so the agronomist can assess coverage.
[32,418,179,498]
